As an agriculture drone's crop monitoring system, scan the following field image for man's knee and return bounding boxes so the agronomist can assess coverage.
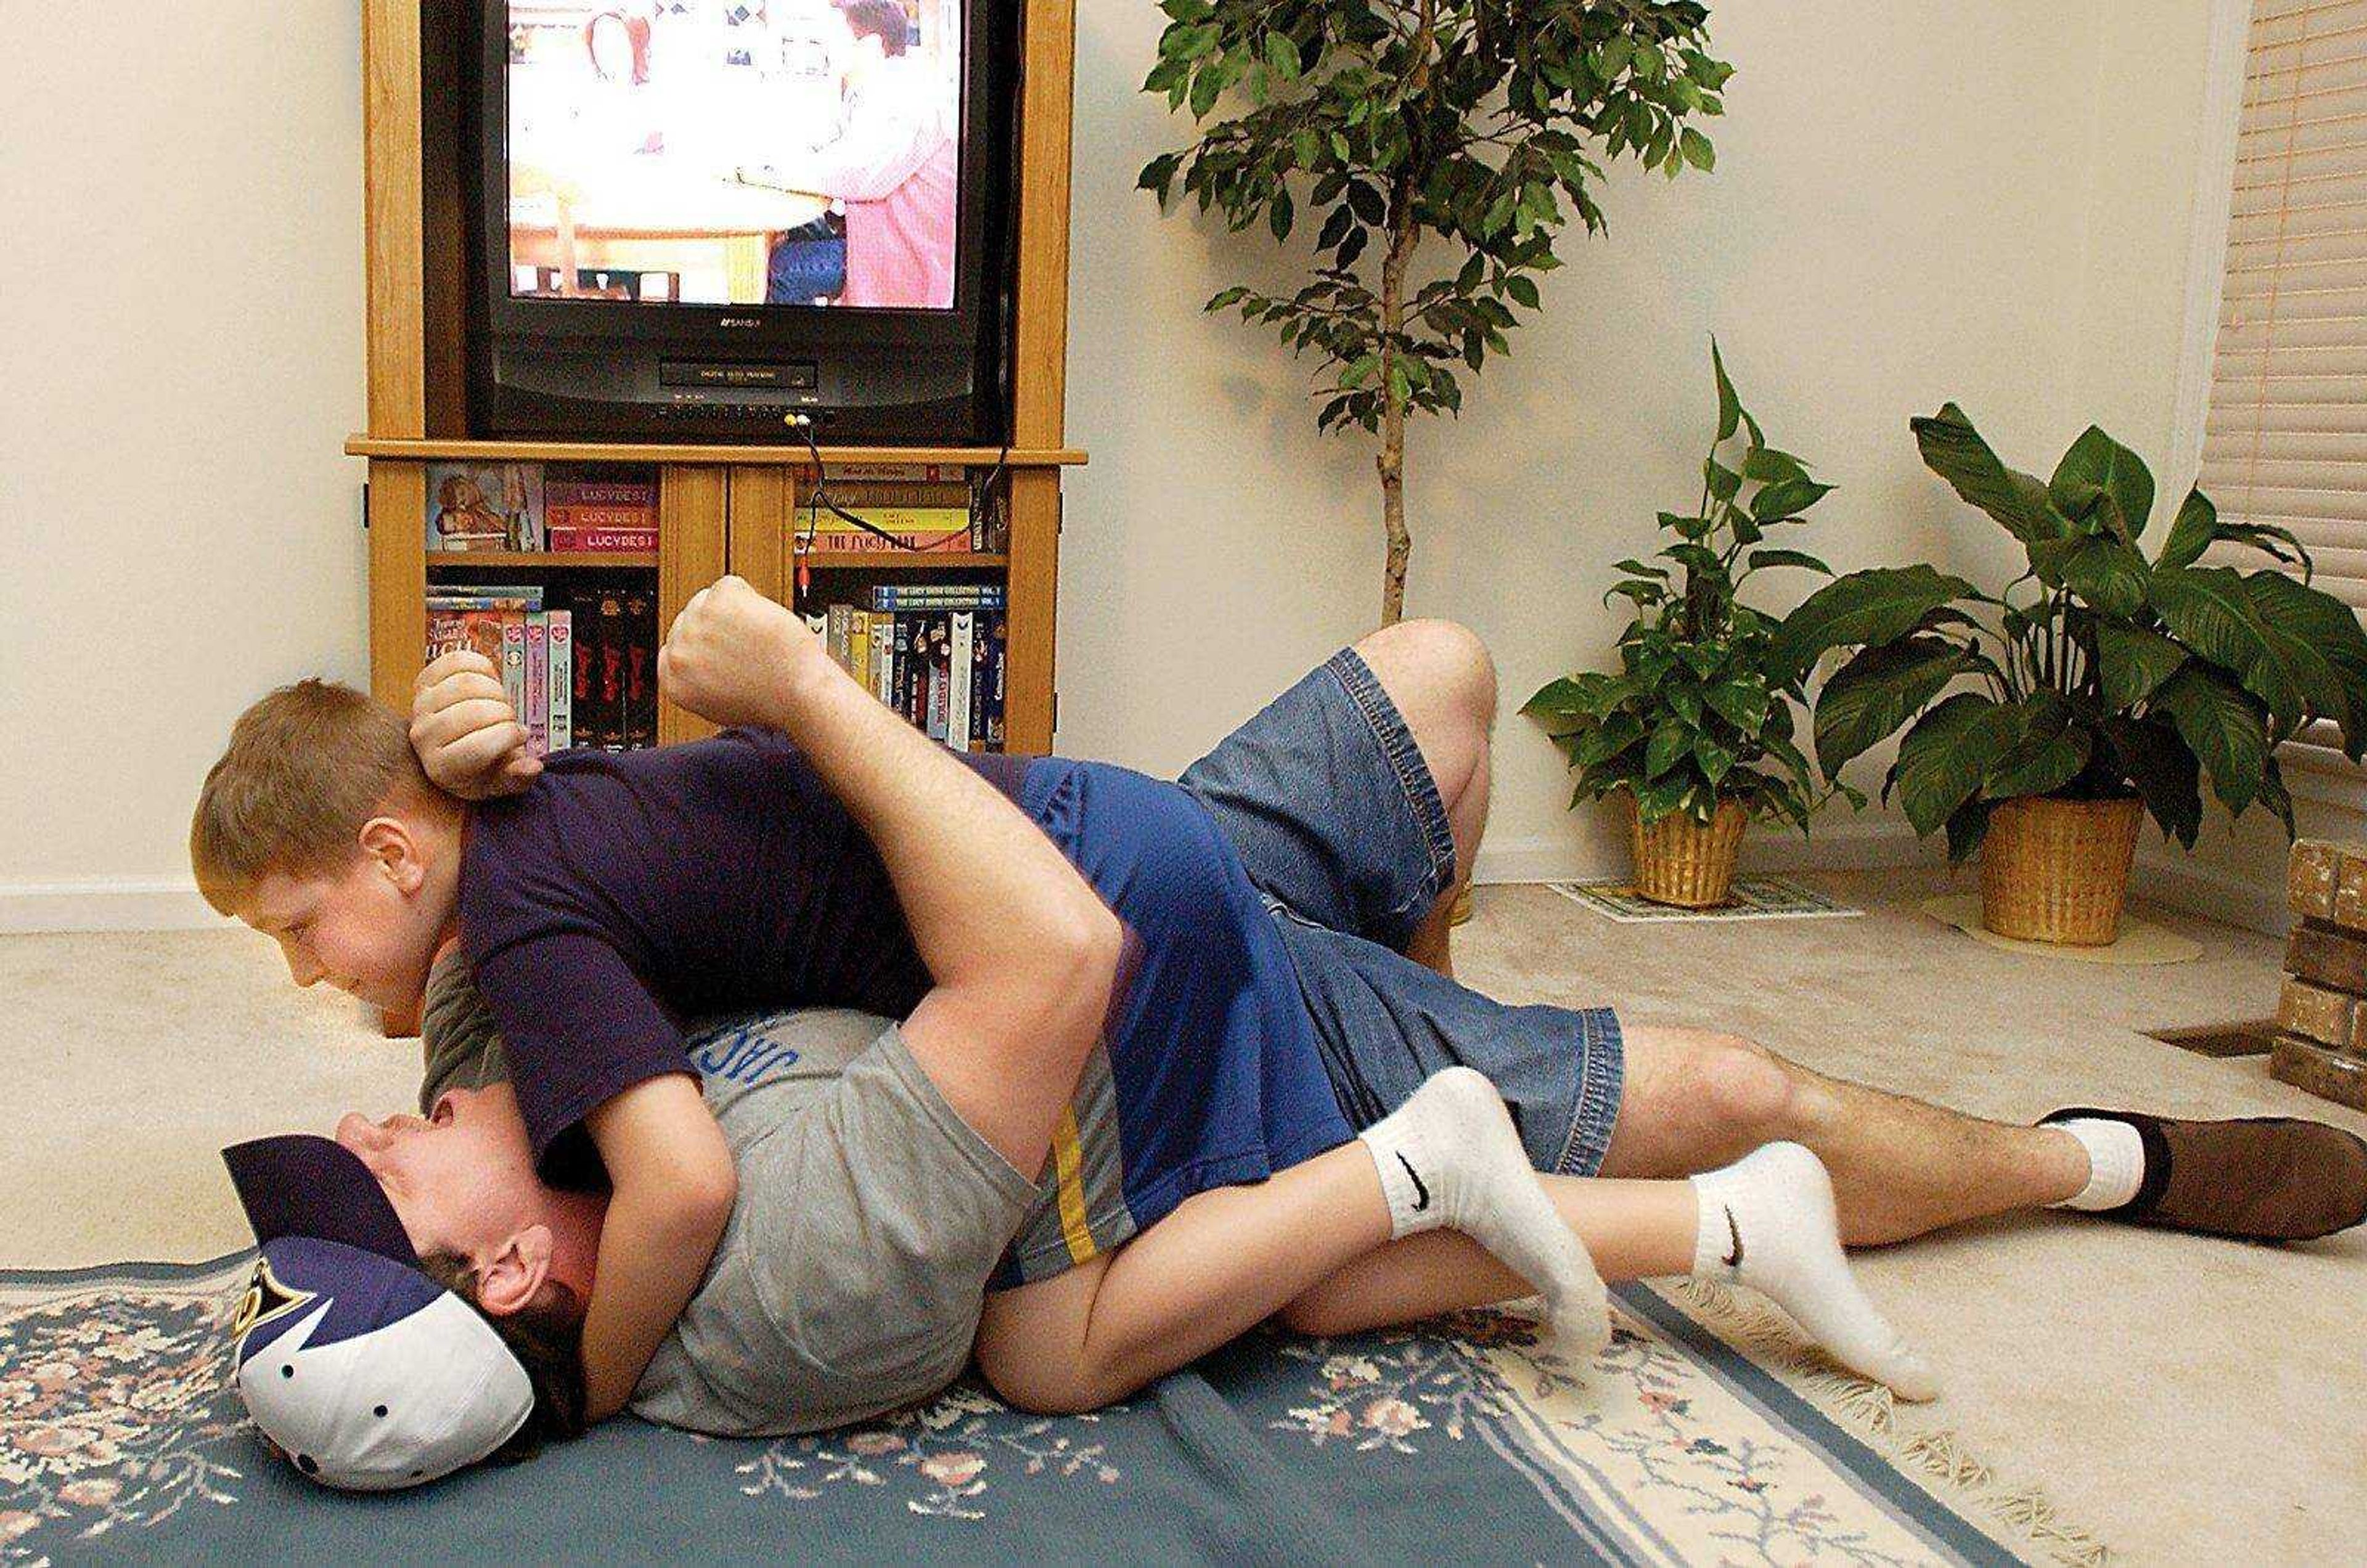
[1641,1027,1797,1132]
[1692,1035,1798,1133]
[1359,618,1498,729]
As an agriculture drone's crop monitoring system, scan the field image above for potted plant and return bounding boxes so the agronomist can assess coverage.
[1137,1,1733,626]
[1523,346,1839,907]
[1772,404,2367,943]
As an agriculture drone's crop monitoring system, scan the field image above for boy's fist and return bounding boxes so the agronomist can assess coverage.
[411,649,542,799]
[658,576,819,730]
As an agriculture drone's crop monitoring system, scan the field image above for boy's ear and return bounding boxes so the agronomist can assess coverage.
[473,1225,555,1318]
[358,815,427,892]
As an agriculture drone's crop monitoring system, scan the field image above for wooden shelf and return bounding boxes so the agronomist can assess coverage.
[350,436,1085,468]
[800,551,1007,570]
[430,550,658,569]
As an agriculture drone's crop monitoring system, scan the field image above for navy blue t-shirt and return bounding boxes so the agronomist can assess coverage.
[457,732,1349,1199]
[459,731,1028,1179]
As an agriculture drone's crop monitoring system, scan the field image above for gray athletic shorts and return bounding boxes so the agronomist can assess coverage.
[1179,646,1627,1177]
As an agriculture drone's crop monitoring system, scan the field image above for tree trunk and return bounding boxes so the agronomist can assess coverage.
[1376,183,1418,628]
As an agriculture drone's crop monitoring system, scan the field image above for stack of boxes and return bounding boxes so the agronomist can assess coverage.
[2276,840,2367,1110]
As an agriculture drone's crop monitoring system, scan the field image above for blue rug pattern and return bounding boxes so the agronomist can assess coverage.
[0,1253,2063,1566]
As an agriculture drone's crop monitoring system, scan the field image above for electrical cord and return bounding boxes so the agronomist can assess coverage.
[783,412,1010,603]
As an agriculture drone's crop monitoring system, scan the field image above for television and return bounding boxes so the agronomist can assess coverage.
[464,1,1018,444]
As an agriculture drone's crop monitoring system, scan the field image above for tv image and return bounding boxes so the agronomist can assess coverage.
[465,1,1016,443]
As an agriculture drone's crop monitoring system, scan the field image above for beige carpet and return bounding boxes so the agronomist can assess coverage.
[2,868,2355,1564]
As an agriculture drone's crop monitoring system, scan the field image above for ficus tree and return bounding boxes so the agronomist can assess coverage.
[1138,0,1735,624]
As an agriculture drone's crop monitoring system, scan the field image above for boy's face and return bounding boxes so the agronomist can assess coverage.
[242,826,446,1015]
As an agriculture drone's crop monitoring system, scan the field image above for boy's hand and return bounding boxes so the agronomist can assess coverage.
[658,576,828,730]
[411,650,542,799]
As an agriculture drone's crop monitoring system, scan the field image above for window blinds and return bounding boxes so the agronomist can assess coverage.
[2202,0,2367,762]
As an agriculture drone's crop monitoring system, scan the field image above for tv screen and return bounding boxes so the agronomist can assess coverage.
[501,0,965,312]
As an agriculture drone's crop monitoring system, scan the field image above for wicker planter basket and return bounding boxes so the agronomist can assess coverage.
[1979,794,2143,945]
[1627,793,1749,909]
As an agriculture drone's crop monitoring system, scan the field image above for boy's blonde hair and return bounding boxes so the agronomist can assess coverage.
[190,679,441,915]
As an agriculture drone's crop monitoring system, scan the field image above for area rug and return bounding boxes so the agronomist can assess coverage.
[1548,877,1865,923]
[0,1254,2102,1566]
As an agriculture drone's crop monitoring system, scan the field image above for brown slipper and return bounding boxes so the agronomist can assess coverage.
[2041,1108,2367,1241]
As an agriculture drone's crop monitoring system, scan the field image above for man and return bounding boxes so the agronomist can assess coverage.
[741,0,957,308]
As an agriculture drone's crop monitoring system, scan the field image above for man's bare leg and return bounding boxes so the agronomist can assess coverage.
[1351,619,1498,980]
[1602,1024,2091,1244]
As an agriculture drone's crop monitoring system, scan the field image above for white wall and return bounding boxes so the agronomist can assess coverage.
[2,4,369,928]
[1062,1,2221,887]
[0,2,2252,929]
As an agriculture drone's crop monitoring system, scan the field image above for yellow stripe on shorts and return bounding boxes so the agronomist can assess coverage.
[1052,1105,1098,1265]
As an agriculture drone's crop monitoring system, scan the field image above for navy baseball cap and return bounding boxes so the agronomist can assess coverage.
[221,1135,533,1490]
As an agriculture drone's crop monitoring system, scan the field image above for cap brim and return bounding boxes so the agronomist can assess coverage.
[223,1134,419,1266]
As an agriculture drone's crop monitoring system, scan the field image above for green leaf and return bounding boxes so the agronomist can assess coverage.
[1646,719,1694,779]
[2149,566,2312,725]
[1910,404,2063,544]
[1768,565,1979,683]
[1944,799,1995,863]
[1520,677,1587,718]
[1704,679,1770,736]
[1264,30,1299,81]
[1137,151,1184,194]
[1893,692,2015,835]
[2095,622,2187,709]
[1742,447,1809,486]
[1812,637,1972,777]
[2098,716,2202,847]
[2242,571,2367,734]
[1576,713,1644,768]
[2027,536,2151,618]
[2157,487,2217,570]
[2048,425,2154,541]
[1745,548,1833,576]
[1711,340,1741,441]
[2152,664,2270,812]
[1694,730,1737,783]
[1983,698,2093,799]
[1680,126,1715,172]
[1749,477,1834,522]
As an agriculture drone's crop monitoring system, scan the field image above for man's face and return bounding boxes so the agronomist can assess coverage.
[335,1084,539,1264]
[242,840,439,1015]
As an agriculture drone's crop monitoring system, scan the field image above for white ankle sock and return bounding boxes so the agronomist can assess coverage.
[1690,1143,1939,1402]
[2048,1117,2146,1211]
[1359,1068,1608,1349]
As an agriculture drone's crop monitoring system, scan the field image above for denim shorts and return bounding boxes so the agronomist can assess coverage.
[1179,647,1625,1177]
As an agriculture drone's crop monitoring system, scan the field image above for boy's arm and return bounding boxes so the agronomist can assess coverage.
[576,1073,736,1423]
[661,578,1120,1174]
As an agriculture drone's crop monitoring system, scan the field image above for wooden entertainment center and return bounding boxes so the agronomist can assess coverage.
[350,0,1083,753]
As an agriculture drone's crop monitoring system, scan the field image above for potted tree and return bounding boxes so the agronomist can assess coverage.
[1773,404,2367,944]
[1137,1,1733,627]
[1523,347,1838,907]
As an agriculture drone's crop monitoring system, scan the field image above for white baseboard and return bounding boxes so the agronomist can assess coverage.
[0,880,223,934]
[1473,815,1937,886]
[2133,851,2289,937]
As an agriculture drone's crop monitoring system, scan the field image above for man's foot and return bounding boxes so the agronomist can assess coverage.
[1359,1068,1610,1350]
[2042,1108,2367,1241]
[1691,1143,1940,1402]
